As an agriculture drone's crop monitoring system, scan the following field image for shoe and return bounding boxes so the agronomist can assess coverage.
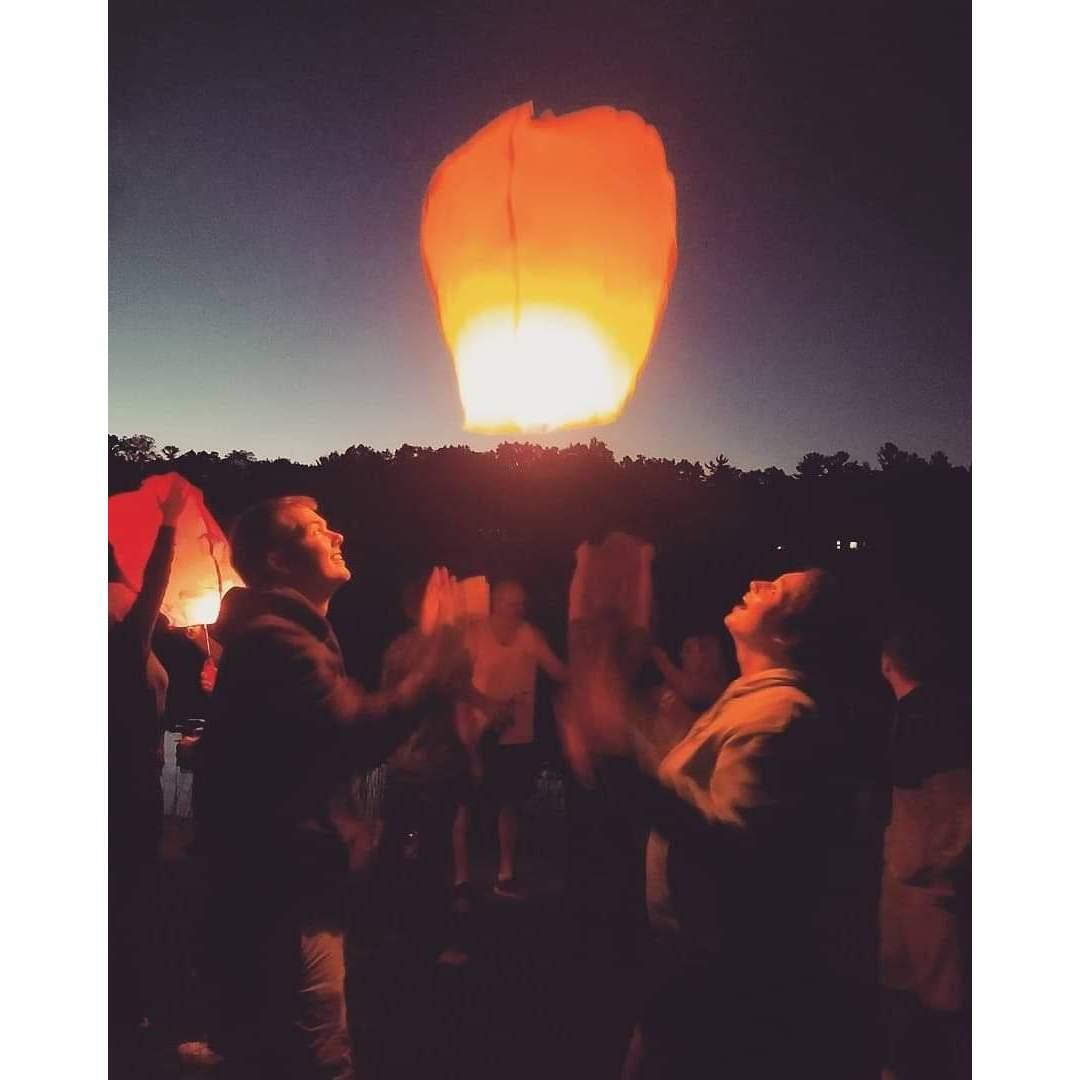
[177,1041,225,1068]
[492,876,528,901]
[451,882,475,916]
[436,945,471,967]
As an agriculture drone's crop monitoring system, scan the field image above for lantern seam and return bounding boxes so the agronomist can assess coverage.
[506,111,521,332]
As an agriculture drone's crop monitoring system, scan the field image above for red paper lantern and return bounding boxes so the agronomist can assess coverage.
[108,473,242,627]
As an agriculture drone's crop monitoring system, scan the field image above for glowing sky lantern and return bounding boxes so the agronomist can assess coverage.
[421,102,677,433]
[108,472,243,628]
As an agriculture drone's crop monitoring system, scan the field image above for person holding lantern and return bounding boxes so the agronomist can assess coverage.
[193,496,466,1079]
[566,566,848,1079]
[108,476,187,1045]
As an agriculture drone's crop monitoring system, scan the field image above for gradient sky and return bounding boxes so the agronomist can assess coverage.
[109,0,970,471]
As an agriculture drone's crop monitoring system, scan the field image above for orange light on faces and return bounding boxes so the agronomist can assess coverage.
[421,103,677,433]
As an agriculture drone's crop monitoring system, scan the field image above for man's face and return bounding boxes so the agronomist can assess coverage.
[680,637,704,673]
[492,583,526,625]
[270,504,351,594]
[723,571,817,651]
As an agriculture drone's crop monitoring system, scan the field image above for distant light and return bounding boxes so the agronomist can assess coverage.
[848,540,858,550]
[776,545,783,551]
[835,540,842,550]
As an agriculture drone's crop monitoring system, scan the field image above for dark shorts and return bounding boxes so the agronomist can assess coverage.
[483,743,539,806]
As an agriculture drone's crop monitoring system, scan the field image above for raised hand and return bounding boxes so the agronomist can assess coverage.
[200,657,218,695]
[158,476,188,526]
[419,566,452,636]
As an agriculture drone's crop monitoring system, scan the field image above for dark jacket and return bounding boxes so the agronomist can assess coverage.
[880,683,971,1010]
[633,669,846,967]
[197,586,417,919]
[109,523,175,862]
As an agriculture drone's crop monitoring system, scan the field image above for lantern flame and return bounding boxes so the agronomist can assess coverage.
[109,473,243,629]
[456,306,632,432]
[422,103,677,434]
[181,588,228,628]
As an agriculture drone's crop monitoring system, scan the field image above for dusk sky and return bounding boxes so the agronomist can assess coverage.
[109,0,970,471]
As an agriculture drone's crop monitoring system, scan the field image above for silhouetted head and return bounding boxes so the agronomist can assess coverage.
[881,618,949,699]
[229,496,350,608]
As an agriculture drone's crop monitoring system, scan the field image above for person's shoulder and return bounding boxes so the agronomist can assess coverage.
[521,621,549,650]
[729,681,818,736]
[225,612,326,662]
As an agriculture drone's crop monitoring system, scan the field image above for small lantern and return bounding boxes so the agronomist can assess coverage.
[108,473,242,627]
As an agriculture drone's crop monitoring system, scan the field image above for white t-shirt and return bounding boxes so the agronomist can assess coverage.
[466,620,547,745]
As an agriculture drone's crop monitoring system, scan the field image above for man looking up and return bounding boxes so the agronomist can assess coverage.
[195,496,461,1079]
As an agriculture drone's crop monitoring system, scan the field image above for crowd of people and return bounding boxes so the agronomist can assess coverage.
[108,481,971,1079]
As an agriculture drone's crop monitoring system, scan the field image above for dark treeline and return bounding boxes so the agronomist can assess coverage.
[109,433,970,703]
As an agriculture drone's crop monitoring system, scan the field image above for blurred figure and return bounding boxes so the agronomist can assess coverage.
[194,497,462,1078]
[108,477,186,1043]
[879,622,971,1080]
[644,634,730,760]
[460,580,566,900]
[374,578,478,961]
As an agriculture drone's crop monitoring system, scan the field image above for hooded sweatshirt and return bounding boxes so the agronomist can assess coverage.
[196,585,417,915]
[636,668,843,960]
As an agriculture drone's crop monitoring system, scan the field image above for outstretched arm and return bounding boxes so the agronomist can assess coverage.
[124,477,187,654]
[237,621,465,771]
[533,630,568,682]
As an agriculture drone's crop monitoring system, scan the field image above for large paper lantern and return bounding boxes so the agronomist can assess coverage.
[421,102,677,433]
[108,472,243,627]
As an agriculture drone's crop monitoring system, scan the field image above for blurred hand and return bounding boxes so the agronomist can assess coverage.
[398,625,471,707]
[159,476,188,526]
[200,657,218,695]
[419,566,453,636]
[487,701,515,735]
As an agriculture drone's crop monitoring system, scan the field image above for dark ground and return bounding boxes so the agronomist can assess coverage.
[115,771,884,1079]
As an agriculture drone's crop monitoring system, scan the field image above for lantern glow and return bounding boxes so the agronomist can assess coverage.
[108,473,243,628]
[181,588,229,628]
[421,103,677,433]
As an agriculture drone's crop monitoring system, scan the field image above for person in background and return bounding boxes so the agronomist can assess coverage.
[108,477,187,1049]
[194,496,464,1078]
[458,579,567,902]
[879,622,971,1080]
[644,634,731,762]
[374,578,488,964]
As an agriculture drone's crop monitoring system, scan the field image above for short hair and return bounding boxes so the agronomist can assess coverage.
[773,568,840,669]
[882,618,949,684]
[229,496,317,587]
[492,579,526,603]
